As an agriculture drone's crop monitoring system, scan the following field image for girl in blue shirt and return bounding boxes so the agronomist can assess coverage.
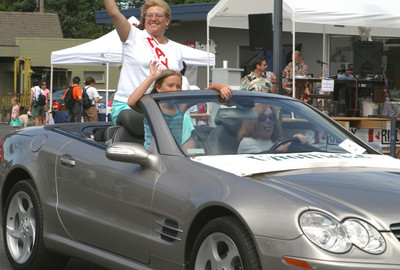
[128,61,232,152]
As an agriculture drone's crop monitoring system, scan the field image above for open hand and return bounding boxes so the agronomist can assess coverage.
[149,61,162,79]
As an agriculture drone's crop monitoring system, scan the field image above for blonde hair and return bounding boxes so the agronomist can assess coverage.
[237,104,282,142]
[45,103,50,112]
[140,0,171,26]
[151,70,182,93]
[11,97,19,105]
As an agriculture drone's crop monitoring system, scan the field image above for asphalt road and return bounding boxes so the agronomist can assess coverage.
[0,123,108,270]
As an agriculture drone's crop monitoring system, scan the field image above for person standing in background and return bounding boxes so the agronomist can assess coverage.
[30,79,46,126]
[83,77,101,122]
[282,50,309,84]
[63,76,83,123]
[240,57,277,94]
[282,50,309,97]
[40,80,50,104]
[45,104,55,125]
[10,97,22,130]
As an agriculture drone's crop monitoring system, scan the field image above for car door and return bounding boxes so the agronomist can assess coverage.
[55,139,159,264]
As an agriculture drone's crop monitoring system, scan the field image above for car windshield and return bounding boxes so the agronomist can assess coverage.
[153,93,375,157]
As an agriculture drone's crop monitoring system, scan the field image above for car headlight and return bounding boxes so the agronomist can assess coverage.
[300,211,351,253]
[300,211,386,254]
[343,219,386,254]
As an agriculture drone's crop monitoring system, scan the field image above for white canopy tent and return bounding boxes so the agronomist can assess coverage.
[206,0,400,96]
[50,16,216,117]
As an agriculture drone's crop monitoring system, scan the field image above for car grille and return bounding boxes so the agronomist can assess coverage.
[390,223,400,241]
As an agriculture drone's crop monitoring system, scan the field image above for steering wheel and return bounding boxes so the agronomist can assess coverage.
[269,137,301,152]
[257,137,301,154]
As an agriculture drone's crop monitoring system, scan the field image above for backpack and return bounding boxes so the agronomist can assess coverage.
[37,92,46,106]
[32,86,46,107]
[82,86,93,109]
[63,86,76,110]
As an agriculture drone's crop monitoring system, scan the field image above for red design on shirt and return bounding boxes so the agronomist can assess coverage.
[146,35,169,69]
[160,58,169,69]
[146,36,158,48]
[155,47,165,59]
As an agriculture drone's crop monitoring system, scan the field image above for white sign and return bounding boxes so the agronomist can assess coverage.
[339,139,366,154]
[196,40,217,54]
[321,78,334,92]
[192,152,400,176]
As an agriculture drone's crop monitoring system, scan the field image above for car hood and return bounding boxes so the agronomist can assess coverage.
[192,153,400,229]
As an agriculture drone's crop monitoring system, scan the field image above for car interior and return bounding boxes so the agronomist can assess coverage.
[53,94,363,156]
[74,104,324,156]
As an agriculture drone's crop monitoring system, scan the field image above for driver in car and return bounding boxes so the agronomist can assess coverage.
[237,104,308,154]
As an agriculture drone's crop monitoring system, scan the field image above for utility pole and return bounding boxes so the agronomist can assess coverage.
[273,0,283,94]
[39,0,44,13]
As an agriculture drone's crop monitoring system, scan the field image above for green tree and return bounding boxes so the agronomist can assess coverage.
[44,0,112,39]
[118,0,145,9]
[0,0,113,38]
[166,0,217,4]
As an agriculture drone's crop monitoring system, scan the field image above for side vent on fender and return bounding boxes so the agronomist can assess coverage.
[155,219,183,243]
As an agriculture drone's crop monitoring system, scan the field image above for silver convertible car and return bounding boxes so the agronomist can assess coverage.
[1,90,400,270]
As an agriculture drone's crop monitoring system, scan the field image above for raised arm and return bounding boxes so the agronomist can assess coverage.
[206,83,233,100]
[104,0,132,42]
[127,61,161,109]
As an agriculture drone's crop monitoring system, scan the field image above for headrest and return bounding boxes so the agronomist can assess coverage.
[215,108,258,135]
[116,109,145,137]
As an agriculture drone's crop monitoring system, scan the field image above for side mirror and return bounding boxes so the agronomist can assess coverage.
[106,142,156,167]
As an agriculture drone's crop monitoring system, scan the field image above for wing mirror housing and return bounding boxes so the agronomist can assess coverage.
[106,142,157,167]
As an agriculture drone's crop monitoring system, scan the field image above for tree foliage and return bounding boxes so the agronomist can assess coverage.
[166,0,216,4]
[0,0,217,38]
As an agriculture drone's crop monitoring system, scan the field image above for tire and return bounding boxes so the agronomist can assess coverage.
[2,180,68,270]
[189,216,261,270]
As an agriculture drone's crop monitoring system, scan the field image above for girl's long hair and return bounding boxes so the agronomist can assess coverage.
[151,70,182,93]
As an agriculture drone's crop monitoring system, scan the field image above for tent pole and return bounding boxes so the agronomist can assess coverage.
[50,64,54,112]
[292,17,295,98]
[106,61,109,122]
[327,35,330,76]
[322,24,326,77]
[206,18,210,86]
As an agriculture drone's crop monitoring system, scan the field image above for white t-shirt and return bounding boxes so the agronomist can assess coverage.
[114,26,184,103]
[31,86,43,101]
[237,137,273,154]
[85,86,100,106]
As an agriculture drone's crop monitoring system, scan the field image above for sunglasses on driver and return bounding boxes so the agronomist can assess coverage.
[258,113,276,122]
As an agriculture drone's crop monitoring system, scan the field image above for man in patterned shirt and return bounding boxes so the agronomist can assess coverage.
[240,57,277,93]
[282,50,309,96]
[282,50,309,81]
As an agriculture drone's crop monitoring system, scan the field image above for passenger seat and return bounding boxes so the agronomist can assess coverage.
[104,109,145,145]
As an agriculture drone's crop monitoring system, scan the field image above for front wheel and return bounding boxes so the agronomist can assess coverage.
[3,180,67,270]
[189,216,261,270]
